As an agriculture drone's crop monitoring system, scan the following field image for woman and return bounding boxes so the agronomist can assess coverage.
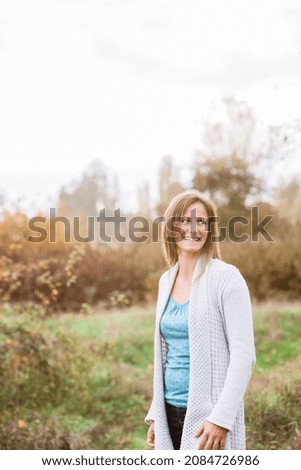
[145,190,256,450]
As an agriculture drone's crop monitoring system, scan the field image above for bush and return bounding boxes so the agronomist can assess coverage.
[221,221,301,301]
[0,208,165,310]
[246,382,301,450]
[0,305,93,411]
[1,208,300,311]
[0,304,151,449]
[0,417,92,450]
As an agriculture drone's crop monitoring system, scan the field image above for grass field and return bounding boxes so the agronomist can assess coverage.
[0,300,300,450]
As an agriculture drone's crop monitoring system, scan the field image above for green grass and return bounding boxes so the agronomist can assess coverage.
[1,301,301,449]
[253,306,301,370]
[45,305,155,370]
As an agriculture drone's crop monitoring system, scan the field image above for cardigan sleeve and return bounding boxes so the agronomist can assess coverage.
[206,269,256,431]
[145,398,155,425]
[144,271,168,426]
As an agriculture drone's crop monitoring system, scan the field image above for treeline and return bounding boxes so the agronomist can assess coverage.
[0,208,300,311]
[0,211,165,310]
[0,98,300,311]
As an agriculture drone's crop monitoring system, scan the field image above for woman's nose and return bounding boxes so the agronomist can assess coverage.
[186,221,198,236]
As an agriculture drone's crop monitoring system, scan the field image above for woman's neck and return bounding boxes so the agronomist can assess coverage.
[177,252,201,280]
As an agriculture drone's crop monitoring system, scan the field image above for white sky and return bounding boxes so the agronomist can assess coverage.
[0,0,301,211]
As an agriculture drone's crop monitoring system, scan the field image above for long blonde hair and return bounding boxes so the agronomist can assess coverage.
[161,190,221,267]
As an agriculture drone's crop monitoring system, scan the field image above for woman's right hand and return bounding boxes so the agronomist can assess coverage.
[146,422,155,448]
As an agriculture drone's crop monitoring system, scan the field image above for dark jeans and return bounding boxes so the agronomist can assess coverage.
[165,401,187,450]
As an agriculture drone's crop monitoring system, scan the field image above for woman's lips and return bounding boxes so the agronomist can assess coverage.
[183,236,201,241]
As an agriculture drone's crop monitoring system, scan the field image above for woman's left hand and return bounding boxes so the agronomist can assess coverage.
[195,420,228,450]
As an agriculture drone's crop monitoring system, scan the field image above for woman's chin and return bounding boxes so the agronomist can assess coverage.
[177,241,205,254]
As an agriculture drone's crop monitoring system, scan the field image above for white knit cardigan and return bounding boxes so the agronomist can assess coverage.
[145,255,256,450]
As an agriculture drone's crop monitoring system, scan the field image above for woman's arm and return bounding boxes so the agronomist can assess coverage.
[144,272,168,425]
[146,422,155,448]
[145,398,155,425]
[206,270,256,431]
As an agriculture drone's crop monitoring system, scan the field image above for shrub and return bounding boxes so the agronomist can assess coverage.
[246,382,301,450]
[0,417,92,450]
[1,208,300,311]
[0,304,152,449]
[0,305,93,411]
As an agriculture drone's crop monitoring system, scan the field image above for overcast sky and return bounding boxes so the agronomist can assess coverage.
[0,0,301,211]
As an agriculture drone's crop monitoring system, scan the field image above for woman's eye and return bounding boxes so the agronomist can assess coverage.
[177,216,206,225]
[178,217,189,224]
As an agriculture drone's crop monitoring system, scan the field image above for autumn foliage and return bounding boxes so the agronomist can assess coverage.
[0,210,166,311]
[0,203,300,312]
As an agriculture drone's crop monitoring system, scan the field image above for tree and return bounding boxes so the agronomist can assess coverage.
[192,153,262,221]
[274,175,301,225]
[58,159,118,217]
[156,155,184,215]
[192,97,300,225]
[137,180,152,217]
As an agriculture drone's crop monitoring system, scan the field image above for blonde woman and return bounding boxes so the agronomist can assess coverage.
[145,190,256,450]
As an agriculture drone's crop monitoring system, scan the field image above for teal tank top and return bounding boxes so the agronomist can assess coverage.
[160,295,190,407]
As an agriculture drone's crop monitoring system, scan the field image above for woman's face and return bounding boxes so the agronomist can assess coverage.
[174,201,209,256]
